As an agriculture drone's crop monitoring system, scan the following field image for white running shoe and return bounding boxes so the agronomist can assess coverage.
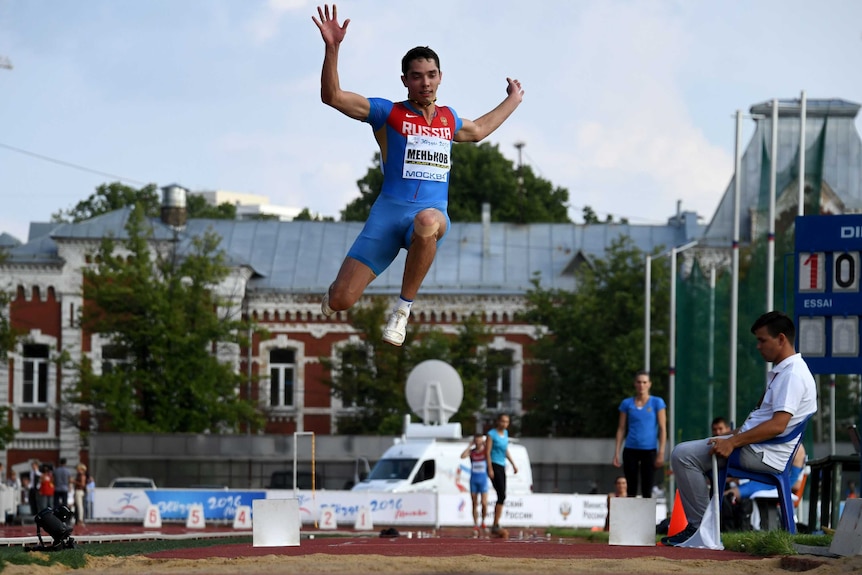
[382,309,409,346]
[321,292,335,318]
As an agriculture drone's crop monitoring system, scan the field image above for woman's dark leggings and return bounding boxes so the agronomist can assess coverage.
[622,447,656,498]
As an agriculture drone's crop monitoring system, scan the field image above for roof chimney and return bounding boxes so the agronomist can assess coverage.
[160,184,188,230]
[482,202,491,257]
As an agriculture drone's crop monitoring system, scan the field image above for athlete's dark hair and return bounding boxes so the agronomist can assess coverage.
[402,46,440,75]
[750,310,795,342]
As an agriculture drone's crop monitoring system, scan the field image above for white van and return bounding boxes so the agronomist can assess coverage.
[351,425,532,495]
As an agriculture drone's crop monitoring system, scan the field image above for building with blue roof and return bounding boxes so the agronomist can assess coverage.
[1,96,860,474]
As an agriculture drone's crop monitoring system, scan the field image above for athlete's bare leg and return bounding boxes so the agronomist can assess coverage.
[471,493,479,527]
[379,208,447,345]
[480,492,488,527]
[326,257,376,312]
[400,208,447,299]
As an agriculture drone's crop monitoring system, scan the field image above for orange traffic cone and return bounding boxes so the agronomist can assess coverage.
[667,489,688,537]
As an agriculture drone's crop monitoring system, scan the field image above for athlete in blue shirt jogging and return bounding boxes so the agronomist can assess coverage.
[313,4,524,346]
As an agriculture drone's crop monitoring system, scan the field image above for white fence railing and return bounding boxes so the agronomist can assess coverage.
[92,488,667,529]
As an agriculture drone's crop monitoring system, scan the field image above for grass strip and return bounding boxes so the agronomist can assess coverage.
[0,535,253,572]
[546,528,833,556]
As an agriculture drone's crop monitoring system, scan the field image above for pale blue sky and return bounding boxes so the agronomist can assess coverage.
[1,0,861,242]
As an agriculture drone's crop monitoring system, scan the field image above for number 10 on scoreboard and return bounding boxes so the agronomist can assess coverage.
[799,251,860,293]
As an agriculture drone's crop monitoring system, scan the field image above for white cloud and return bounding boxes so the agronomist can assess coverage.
[522,1,731,221]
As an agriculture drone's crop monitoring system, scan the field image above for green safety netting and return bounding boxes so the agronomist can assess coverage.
[674,120,825,443]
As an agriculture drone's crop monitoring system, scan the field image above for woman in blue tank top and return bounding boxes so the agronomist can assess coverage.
[612,371,667,497]
[486,413,519,534]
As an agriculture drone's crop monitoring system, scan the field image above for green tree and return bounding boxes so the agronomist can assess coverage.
[64,204,264,432]
[582,206,600,224]
[186,194,237,219]
[293,208,335,222]
[53,182,161,222]
[406,314,508,433]
[320,299,411,434]
[0,249,19,448]
[321,300,508,434]
[582,205,628,224]
[53,182,238,222]
[520,237,671,437]
[342,143,571,223]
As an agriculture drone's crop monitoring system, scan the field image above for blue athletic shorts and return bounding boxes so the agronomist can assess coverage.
[470,474,488,494]
[347,194,450,276]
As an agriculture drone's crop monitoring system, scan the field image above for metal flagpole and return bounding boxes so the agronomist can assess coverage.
[767,99,778,315]
[730,110,742,427]
[645,255,652,372]
[798,91,806,217]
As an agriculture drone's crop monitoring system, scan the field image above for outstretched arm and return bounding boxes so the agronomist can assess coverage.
[454,78,524,143]
[612,412,626,467]
[312,4,369,121]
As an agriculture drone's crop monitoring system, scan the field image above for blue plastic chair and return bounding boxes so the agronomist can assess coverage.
[715,414,812,534]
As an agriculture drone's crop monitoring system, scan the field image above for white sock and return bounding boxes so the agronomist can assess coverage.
[321,290,335,317]
[396,297,413,315]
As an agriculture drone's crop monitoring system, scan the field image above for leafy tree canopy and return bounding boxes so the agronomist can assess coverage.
[582,206,629,225]
[293,208,335,222]
[321,300,511,435]
[342,143,571,224]
[0,249,19,448]
[520,236,670,437]
[64,204,264,433]
[52,182,238,222]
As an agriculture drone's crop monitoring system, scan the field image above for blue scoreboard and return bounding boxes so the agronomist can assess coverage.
[794,214,862,374]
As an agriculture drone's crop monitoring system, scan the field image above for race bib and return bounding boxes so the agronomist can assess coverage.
[402,135,451,182]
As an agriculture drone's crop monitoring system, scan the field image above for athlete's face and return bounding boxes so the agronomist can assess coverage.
[401,58,441,105]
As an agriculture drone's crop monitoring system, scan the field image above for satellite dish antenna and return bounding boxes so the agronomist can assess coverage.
[405,360,463,425]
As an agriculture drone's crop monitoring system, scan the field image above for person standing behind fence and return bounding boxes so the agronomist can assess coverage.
[53,458,71,510]
[85,472,95,521]
[73,463,88,526]
[28,460,41,515]
[613,370,667,497]
[604,475,628,531]
[38,466,54,511]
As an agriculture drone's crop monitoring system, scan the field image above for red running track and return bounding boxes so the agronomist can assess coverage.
[0,522,757,563]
